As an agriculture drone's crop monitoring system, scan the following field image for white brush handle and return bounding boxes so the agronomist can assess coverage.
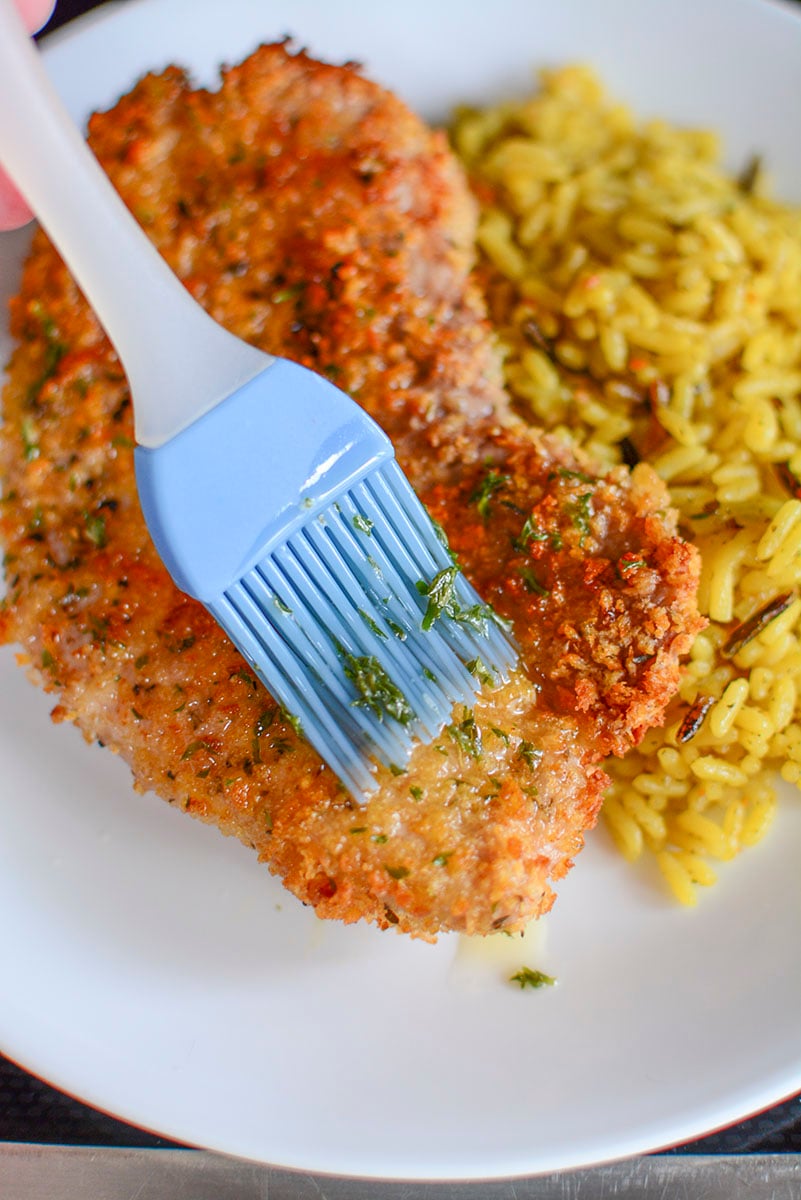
[0,0,270,447]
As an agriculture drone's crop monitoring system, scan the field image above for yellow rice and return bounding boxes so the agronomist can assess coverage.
[451,65,801,904]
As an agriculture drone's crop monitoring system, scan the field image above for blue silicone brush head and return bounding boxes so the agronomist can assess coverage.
[136,358,517,799]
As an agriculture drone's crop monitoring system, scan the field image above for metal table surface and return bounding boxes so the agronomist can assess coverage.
[1,1145,801,1199]
[2,0,800,1194]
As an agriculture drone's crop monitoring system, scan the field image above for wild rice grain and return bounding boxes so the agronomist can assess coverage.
[454,64,801,905]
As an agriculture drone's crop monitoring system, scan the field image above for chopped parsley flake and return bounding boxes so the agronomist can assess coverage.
[255,708,277,738]
[385,864,410,880]
[232,666,257,688]
[270,737,295,756]
[359,609,387,639]
[513,514,548,552]
[617,553,648,577]
[26,314,67,404]
[458,602,512,637]
[519,567,549,596]
[416,566,506,637]
[181,739,214,761]
[470,468,510,519]
[466,656,497,687]
[409,785,424,800]
[518,740,543,770]
[280,707,304,738]
[569,492,594,545]
[510,967,556,990]
[352,514,373,535]
[84,513,107,549]
[343,654,414,725]
[20,417,39,462]
[558,467,595,483]
[447,711,482,759]
[417,565,459,630]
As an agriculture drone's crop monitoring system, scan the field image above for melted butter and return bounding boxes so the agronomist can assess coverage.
[451,915,551,987]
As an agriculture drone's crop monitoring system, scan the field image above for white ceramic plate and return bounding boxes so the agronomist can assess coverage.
[1,0,800,1181]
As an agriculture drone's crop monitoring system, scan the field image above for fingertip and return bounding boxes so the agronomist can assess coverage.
[0,190,35,233]
[18,0,57,33]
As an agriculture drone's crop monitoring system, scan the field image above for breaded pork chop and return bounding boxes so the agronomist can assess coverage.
[0,44,703,939]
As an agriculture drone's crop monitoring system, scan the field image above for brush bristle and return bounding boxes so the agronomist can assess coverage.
[210,461,516,799]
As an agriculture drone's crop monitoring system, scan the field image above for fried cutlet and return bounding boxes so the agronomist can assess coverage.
[0,44,703,939]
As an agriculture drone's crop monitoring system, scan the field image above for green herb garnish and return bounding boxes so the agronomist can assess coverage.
[343,654,414,724]
[569,492,594,545]
[352,514,374,535]
[358,609,387,639]
[84,513,107,549]
[280,707,304,738]
[470,468,510,519]
[558,467,595,483]
[513,514,548,552]
[255,708,277,738]
[456,601,511,636]
[416,565,506,636]
[466,656,497,687]
[181,739,214,761]
[232,665,257,688]
[385,864,410,880]
[270,737,295,756]
[510,967,556,990]
[617,553,648,577]
[519,567,549,596]
[447,711,482,759]
[20,417,39,462]
[417,565,459,630]
[26,310,67,405]
[518,740,543,770]
[250,712,270,763]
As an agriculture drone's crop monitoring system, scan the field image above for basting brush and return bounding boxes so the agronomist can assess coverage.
[0,0,516,798]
